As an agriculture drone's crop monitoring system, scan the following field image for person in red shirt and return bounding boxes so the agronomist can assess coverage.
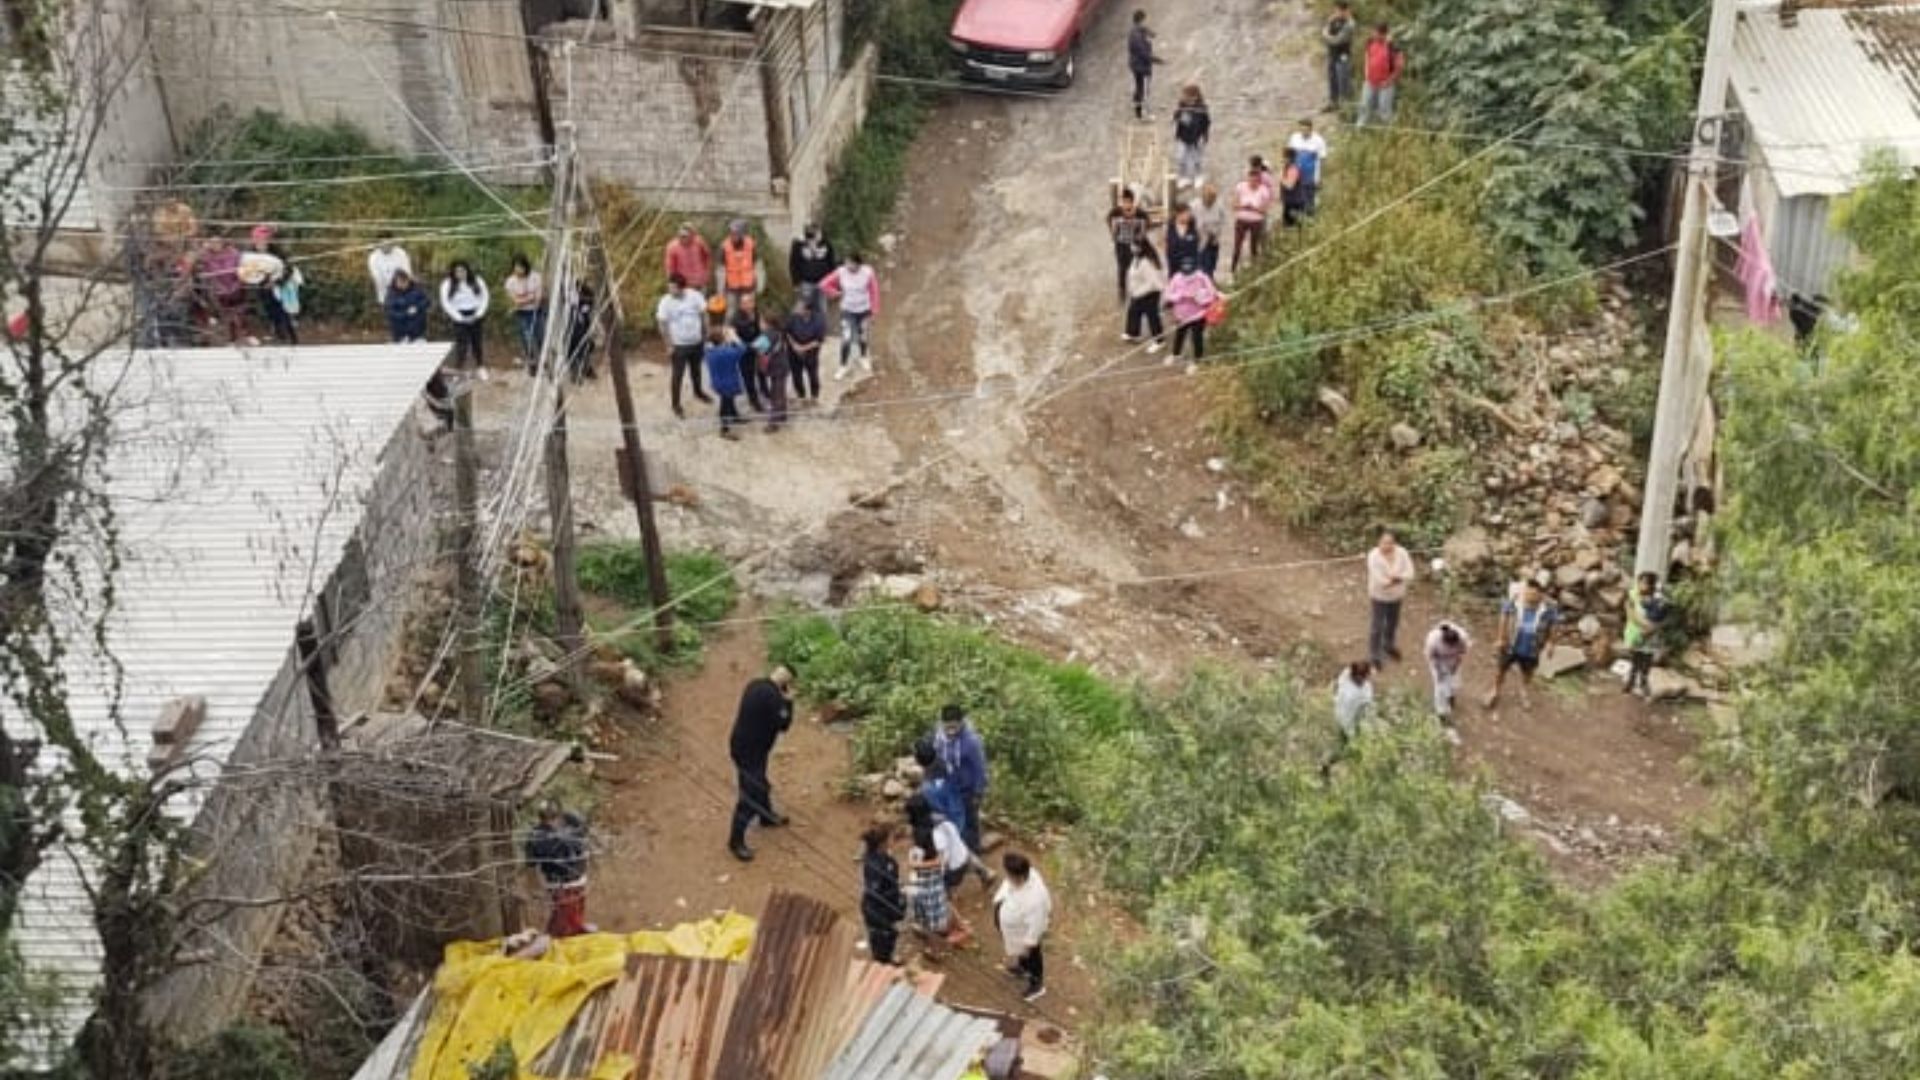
[663,223,713,295]
[1358,23,1405,127]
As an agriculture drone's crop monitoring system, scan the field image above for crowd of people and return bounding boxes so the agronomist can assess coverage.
[137,224,306,348]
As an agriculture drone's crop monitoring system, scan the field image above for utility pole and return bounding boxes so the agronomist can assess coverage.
[544,124,586,693]
[1636,0,1738,579]
[453,382,485,721]
[580,184,677,654]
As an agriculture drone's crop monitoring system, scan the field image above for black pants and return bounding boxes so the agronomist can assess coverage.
[259,289,297,344]
[670,344,706,411]
[1369,599,1403,667]
[738,352,764,411]
[791,351,821,399]
[1131,69,1149,118]
[717,393,741,433]
[1173,320,1205,360]
[1125,292,1164,340]
[867,923,899,965]
[453,320,483,369]
[729,763,775,845]
[1113,243,1133,304]
[1628,648,1655,693]
[1015,941,1044,992]
[961,792,983,857]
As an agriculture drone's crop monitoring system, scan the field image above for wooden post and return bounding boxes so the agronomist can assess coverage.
[453,383,485,722]
[544,130,587,694]
[582,186,676,653]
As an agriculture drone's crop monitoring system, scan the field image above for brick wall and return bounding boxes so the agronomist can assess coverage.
[144,403,451,1043]
[785,43,875,245]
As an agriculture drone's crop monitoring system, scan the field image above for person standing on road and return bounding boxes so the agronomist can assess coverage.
[1278,148,1309,229]
[704,321,748,442]
[820,251,880,379]
[1486,580,1559,710]
[1163,257,1218,362]
[755,310,791,432]
[1127,9,1163,121]
[1172,83,1210,186]
[504,254,546,374]
[727,666,795,860]
[933,705,989,858]
[655,273,711,417]
[1231,159,1275,275]
[524,801,593,937]
[1366,528,1415,669]
[1123,238,1166,352]
[384,268,429,343]
[915,738,997,887]
[1165,203,1202,272]
[1320,660,1376,781]
[1106,189,1153,305]
[368,238,412,307]
[1358,23,1406,126]
[244,225,301,345]
[788,223,837,318]
[664,223,712,299]
[1287,118,1329,212]
[860,822,906,965]
[719,219,759,320]
[727,292,766,413]
[1425,620,1471,739]
[784,298,825,404]
[1622,572,1668,697]
[1194,183,1228,279]
[1322,0,1356,109]
[903,798,969,951]
[439,261,490,371]
[994,852,1052,1003]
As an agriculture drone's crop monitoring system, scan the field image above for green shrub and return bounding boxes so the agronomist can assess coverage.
[165,1024,302,1080]
[578,544,738,669]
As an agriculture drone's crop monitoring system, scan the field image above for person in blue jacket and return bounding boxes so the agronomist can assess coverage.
[914,737,997,889]
[932,704,989,856]
[702,321,746,440]
[385,269,429,343]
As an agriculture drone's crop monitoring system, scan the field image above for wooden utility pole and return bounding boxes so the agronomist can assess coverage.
[544,125,586,693]
[1636,0,1738,578]
[580,184,676,653]
[452,383,486,721]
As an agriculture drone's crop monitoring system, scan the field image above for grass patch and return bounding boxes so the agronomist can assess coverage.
[577,544,737,670]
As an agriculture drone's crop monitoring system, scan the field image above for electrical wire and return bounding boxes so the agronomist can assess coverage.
[98,155,553,192]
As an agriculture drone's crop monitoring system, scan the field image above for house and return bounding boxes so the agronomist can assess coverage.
[1729,0,1920,304]
[1,343,453,1062]
[9,0,876,250]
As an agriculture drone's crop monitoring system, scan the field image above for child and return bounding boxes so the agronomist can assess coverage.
[1623,572,1669,697]
[860,823,905,965]
[903,795,971,952]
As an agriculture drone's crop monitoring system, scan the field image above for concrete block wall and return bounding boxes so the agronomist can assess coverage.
[785,43,874,244]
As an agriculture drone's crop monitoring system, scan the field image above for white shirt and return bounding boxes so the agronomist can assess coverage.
[1127,258,1167,299]
[836,264,876,315]
[655,289,708,346]
[1333,670,1374,738]
[992,871,1052,956]
[440,277,490,323]
[368,246,411,304]
[1287,131,1330,182]
[1367,544,1414,602]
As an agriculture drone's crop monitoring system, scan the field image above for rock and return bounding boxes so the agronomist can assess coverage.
[617,661,652,709]
[1442,527,1493,571]
[1540,644,1589,679]
[1205,456,1227,473]
[1388,422,1422,450]
[1597,585,1628,610]
[1574,546,1603,572]
[912,582,942,612]
[1669,539,1693,567]
[1709,623,1779,667]
[1577,614,1603,641]
[880,777,907,799]
[1316,386,1352,421]
[1554,564,1587,589]
[877,232,899,254]
[1647,668,1694,701]
[1580,498,1610,530]
[1178,517,1206,539]
[1587,465,1623,495]
[1482,793,1532,826]
[876,574,923,600]
[533,681,572,713]
[978,830,1007,853]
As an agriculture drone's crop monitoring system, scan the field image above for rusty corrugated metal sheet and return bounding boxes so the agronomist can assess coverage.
[712,891,859,1080]
[818,985,1001,1080]
[599,954,742,1080]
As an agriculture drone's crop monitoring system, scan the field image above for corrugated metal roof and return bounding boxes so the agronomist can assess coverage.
[1732,1,1920,198]
[819,985,1000,1080]
[3,343,450,1060]
[1,66,100,230]
[713,890,860,1080]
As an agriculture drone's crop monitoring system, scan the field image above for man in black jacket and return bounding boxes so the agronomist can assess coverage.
[788,224,837,318]
[728,665,795,861]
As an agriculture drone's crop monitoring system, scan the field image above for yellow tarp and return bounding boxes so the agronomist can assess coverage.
[407,913,757,1080]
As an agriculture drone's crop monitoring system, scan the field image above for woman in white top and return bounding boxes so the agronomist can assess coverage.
[1123,239,1167,353]
[993,852,1052,1002]
[440,261,490,370]
[503,254,545,374]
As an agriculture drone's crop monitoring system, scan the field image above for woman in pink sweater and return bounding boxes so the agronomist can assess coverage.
[1163,258,1219,361]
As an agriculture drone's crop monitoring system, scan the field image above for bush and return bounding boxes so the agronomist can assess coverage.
[165,1024,303,1080]
[577,544,739,668]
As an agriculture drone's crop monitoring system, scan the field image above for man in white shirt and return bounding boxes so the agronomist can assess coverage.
[654,273,713,418]
[1286,119,1329,211]
[993,851,1052,1003]
[368,241,411,306]
[1365,528,1414,669]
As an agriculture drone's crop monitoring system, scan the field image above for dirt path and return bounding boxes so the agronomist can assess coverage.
[590,619,1109,1028]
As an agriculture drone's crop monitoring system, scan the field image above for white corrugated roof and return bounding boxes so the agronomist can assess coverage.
[1732,1,1920,198]
[2,343,449,1061]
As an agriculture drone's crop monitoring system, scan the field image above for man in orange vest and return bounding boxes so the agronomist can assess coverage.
[720,219,759,320]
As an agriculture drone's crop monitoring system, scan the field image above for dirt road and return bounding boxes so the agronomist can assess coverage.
[478,0,1704,1004]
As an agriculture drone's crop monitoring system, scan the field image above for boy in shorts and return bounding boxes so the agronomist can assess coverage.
[1485,579,1558,709]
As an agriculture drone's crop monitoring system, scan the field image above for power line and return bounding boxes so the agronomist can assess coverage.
[98,155,552,192]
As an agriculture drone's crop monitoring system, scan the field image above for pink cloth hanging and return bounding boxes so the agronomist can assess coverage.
[1733,214,1781,324]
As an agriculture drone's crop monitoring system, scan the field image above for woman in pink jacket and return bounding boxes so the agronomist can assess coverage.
[1163,257,1219,361]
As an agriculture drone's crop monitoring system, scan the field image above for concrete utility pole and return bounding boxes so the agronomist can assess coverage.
[544,126,587,693]
[453,383,485,721]
[1636,0,1739,579]
[580,184,677,654]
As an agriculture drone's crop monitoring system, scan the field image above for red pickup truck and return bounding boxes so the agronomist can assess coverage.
[950,0,1106,88]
